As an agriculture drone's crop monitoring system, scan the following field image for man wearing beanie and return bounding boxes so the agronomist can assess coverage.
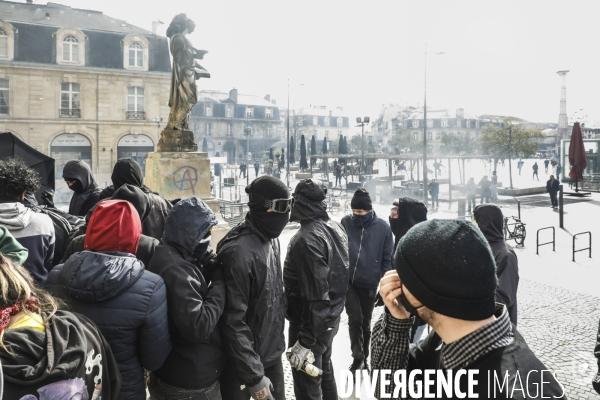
[218,176,291,400]
[284,179,348,400]
[473,204,519,325]
[371,219,565,399]
[341,188,393,375]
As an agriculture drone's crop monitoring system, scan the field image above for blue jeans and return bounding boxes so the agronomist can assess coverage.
[148,375,221,400]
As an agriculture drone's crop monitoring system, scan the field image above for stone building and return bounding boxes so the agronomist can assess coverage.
[190,88,281,164]
[0,0,171,194]
[371,104,416,151]
[283,105,350,154]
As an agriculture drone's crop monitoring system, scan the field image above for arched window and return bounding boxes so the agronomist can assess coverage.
[0,28,7,58]
[324,117,330,127]
[129,42,144,67]
[62,35,79,62]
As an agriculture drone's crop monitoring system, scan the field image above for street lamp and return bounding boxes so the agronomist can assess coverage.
[286,81,306,188]
[244,122,251,186]
[356,116,370,183]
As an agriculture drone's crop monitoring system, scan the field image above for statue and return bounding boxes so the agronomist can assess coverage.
[158,14,210,152]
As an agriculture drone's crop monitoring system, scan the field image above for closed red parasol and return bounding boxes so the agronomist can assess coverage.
[568,123,587,190]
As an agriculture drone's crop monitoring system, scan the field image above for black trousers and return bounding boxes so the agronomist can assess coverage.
[255,167,259,177]
[550,191,558,207]
[430,193,439,207]
[288,323,339,400]
[533,170,539,179]
[467,195,476,212]
[218,358,286,400]
[345,285,376,362]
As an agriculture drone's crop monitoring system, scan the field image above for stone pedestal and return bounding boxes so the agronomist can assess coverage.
[157,130,198,152]
[144,151,219,214]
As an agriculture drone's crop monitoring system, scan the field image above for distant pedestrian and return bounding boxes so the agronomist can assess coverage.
[239,161,247,179]
[544,158,550,173]
[517,159,524,175]
[479,175,491,204]
[491,170,498,200]
[466,177,477,212]
[254,160,260,177]
[334,163,342,186]
[532,162,539,180]
[556,163,562,180]
[428,179,439,208]
[546,175,560,209]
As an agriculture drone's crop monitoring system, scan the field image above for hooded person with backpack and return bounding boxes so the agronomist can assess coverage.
[62,159,102,217]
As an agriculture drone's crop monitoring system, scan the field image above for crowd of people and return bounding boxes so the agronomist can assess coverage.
[0,155,596,399]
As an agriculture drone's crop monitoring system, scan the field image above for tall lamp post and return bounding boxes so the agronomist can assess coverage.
[356,116,370,183]
[244,119,251,186]
[286,79,290,188]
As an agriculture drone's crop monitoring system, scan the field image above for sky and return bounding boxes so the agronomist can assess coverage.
[32,0,600,133]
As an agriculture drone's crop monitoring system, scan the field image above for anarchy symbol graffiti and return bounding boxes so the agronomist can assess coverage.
[172,166,198,195]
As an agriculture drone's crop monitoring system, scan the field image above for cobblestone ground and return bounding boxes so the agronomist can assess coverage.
[281,278,600,399]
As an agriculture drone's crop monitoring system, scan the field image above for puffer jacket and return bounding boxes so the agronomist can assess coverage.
[148,196,226,390]
[474,204,519,325]
[284,182,349,354]
[62,160,102,217]
[389,197,427,251]
[217,214,285,386]
[61,233,158,267]
[46,200,171,400]
[342,211,393,290]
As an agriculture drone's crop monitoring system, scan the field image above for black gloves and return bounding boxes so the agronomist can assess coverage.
[200,249,222,282]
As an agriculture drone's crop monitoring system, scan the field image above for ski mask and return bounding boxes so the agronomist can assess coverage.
[246,176,290,239]
[66,179,84,194]
[193,236,211,262]
[351,210,374,227]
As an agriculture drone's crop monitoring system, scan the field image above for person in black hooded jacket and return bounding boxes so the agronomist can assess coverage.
[593,319,600,395]
[62,159,102,217]
[473,204,519,325]
[98,158,172,240]
[218,175,291,400]
[147,196,226,399]
[284,179,348,400]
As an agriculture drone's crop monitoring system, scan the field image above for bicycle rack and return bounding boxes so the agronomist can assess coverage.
[572,231,592,262]
[536,226,555,254]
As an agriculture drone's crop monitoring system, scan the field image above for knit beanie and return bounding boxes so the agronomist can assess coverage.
[395,219,498,321]
[294,179,327,202]
[350,188,372,210]
[246,175,289,210]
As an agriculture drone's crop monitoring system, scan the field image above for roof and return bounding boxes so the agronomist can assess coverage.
[297,106,348,118]
[0,0,153,35]
[198,90,276,107]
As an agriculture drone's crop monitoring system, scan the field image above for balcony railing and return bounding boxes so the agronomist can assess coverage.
[126,111,146,120]
[59,108,81,118]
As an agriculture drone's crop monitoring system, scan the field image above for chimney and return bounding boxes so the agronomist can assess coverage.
[229,88,238,103]
[152,20,163,35]
[264,94,271,102]
[557,70,569,142]
[271,99,276,105]
[456,108,464,118]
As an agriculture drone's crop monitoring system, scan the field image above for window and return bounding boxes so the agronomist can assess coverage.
[412,120,419,128]
[456,120,461,128]
[266,128,271,137]
[476,120,480,128]
[62,35,79,63]
[337,117,343,127]
[427,132,432,140]
[226,105,233,118]
[427,120,433,128]
[325,130,329,139]
[126,87,145,119]
[0,79,8,114]
[205,105,212,117]
[0,28,7,58]
[60,82,81,117]
[246,107,254,118]
[128,42,144,67]
[413,131,419,140]
[227,124,233,136]
[298,117,303,126]
[324,117,330,127]
[441,119,448,127]
[265,108,272,119]
[206,123,212,136]
[466,120,471,128]
[338,130,342,137]
[313,116,318,126]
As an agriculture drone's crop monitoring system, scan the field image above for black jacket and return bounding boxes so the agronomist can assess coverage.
[284,195,349,354]
[0,310,121,399]
[428,181,440,195]
[62,160,102,217]
[61,233,158,267]
[46,251,172,400]
[595,319,600,369]
[217,214,286,386]
[547,178,560,194]
[479,178,491,195]
[148,197,227,389]
[474,204,519,325]
[341,212,393,290]
[389,197,427,252]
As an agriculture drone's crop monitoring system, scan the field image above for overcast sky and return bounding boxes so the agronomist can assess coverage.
[39,0,600,131]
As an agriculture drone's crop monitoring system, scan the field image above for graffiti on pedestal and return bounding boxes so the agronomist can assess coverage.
[172,166,198,195]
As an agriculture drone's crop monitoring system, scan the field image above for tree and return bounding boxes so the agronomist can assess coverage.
[348,135,376,154]
[387,127,420,153]
[290,136,296,164]
[300,135,308,171]
[440,132,478,155]
[202,137,208,153]
[310,135,316,166]
[479,118,544,188]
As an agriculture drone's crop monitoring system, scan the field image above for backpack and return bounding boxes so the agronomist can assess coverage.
[29,206,84,266]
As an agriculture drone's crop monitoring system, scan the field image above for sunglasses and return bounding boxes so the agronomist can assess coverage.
[250,193,292,213]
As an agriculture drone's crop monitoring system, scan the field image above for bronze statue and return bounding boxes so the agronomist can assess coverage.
[158,14,210,152]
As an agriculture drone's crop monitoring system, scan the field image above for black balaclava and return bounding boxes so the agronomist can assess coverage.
[290,179,328,222]
[62,160,95,192]
[111,158,144,189]
[246,176,290,239]
[67,180,84,194]
[112,184,151,222]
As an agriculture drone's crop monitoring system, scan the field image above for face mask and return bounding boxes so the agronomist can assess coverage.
[352,211,373,227]
[250,209,289,239]
[389,216,398,232]
[193,236,211,263]
[67,180,84,194]
[398,292,424,316]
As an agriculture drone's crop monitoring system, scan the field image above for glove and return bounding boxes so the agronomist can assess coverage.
[286,340,315,371]
[200,250,221,282]
[374,293,385,307]
[593,371,600,395]
[41,190,55,208]
[248,375,275,400]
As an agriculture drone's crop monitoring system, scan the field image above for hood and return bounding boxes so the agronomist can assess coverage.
[111,158,144,189]
[162,196,217,255]
[84,199,141,254]
[61,250,144,302]
[1,310,88,383]
[62,160,96,192]
[473,204,504,243]
[0,226,28,264]
[394,197,428,240]
[0,202,33,230]
[112,184,151,221]
[290,179,328,222]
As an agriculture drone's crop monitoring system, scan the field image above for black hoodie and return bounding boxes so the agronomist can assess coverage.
[389,197,428,251]
[62,160,101,217]
[0,310,121,399]
[474,204,519,325]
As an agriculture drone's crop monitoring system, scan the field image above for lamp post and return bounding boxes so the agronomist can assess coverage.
[244,115,251,186]
[286,79,290,188]
[356,116,370,183]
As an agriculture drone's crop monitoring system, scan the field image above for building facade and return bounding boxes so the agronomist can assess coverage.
[284,105,350,154]
[0,0,171,193]
[190,89,281,164]
[372,104,416,151]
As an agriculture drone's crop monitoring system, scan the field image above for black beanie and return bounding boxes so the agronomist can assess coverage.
[246,175,289,209]
[351,188,372,210]
[112,183,151,221]
[395,219,498,321]
[294,179,327,202]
